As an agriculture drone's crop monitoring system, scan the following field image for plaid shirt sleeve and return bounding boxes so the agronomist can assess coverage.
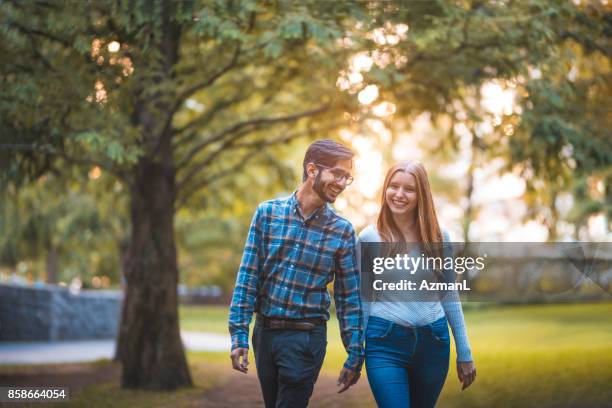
[333,225,365,372]
[228,205,263,350]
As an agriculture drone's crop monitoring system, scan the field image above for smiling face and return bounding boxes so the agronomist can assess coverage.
[310,159,353,203]
[384,170,418,217]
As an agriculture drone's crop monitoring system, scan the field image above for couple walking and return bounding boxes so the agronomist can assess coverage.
[228,140,476,408]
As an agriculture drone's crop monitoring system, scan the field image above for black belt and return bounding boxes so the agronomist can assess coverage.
[257,315,326,331]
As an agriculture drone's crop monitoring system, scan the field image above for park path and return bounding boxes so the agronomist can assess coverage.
[0,360,375,408]
[191,372,376,408]
[0,331,230,365]
[0,331,376,407]
[200,369,373,408]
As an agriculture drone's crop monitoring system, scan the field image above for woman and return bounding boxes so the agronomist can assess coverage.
[360,160,476,408]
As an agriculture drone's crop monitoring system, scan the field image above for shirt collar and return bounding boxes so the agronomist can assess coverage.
[290,190,328,222]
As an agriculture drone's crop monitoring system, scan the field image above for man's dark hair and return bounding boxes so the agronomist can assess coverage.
[302,139,354,181]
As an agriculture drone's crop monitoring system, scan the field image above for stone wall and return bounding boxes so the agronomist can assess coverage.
[0,284,122,341]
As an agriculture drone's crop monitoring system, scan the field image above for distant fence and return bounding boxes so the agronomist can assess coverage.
[0,284,122,341]
[0,282,230,341]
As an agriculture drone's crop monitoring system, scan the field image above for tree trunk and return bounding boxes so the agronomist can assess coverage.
[462,128,478,244]
[119,156,191,389]
[462,169,474,244]
[605,173,611,236]
[45,246,59,284]
[548,190,559,241]
[460,131,478,288]
[115,1,190,390]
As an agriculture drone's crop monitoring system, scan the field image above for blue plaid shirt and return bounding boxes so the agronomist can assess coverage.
[228,192,364,371]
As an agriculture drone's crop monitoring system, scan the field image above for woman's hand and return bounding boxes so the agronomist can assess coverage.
[457,361,476,390]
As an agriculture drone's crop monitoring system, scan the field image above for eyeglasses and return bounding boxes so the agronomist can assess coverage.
[314,164,354,185]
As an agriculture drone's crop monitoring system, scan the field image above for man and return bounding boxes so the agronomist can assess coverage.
[228,139,364,408]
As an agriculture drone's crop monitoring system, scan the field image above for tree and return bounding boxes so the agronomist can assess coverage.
[356,0,611,240]
[1,0,366,389]
[0,166,129,285]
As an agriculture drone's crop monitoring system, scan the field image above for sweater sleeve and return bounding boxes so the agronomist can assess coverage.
[441,230,474,363]
[441,297,473,362]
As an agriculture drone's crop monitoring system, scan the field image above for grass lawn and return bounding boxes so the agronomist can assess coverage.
[182,302,612,407]
[4,302,610,407]
[180,303,231,334]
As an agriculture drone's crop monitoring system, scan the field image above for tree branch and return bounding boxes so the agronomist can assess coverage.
[166,43,242,126]
[179,43,241,99]
[155,43,243,158]
[172,62,304,167]
[174,120,344,210]
[17,26,58,72]
[560,30,611,57]
[0,143,130,184]
[173,94,244,137]
[8,21,72,48]
[175,150,259,211]
[175,105,329,188]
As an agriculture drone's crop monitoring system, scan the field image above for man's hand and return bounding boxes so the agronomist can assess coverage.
[231,347,249,373]
[336,367,360,393]
[457,361,476,390]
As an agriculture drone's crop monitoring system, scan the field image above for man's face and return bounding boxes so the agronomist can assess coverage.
[311,159,353,203]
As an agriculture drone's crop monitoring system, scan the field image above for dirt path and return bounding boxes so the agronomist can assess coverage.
[200,368,374,408]
[0,362,120,394]
[0,362,375,407]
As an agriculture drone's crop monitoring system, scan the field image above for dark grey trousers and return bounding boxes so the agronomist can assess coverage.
[252,322,327,408]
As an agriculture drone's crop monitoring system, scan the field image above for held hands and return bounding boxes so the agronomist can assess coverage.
[457,361,476,390]
[336,367,360,393]
[231,347,249,374]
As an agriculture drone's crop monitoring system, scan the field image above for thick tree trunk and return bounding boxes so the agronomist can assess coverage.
[119,156,192,389]
[114,1,189,389]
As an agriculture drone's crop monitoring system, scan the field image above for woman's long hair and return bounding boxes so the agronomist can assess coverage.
[376,161,443,261]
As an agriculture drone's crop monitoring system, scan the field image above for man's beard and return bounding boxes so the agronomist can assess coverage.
[313,171,336,203]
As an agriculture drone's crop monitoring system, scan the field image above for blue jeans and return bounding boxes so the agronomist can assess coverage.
[365,315,450,408]
[252,321,327,408]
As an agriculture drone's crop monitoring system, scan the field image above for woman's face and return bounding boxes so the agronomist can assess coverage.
[385,171,417,217]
